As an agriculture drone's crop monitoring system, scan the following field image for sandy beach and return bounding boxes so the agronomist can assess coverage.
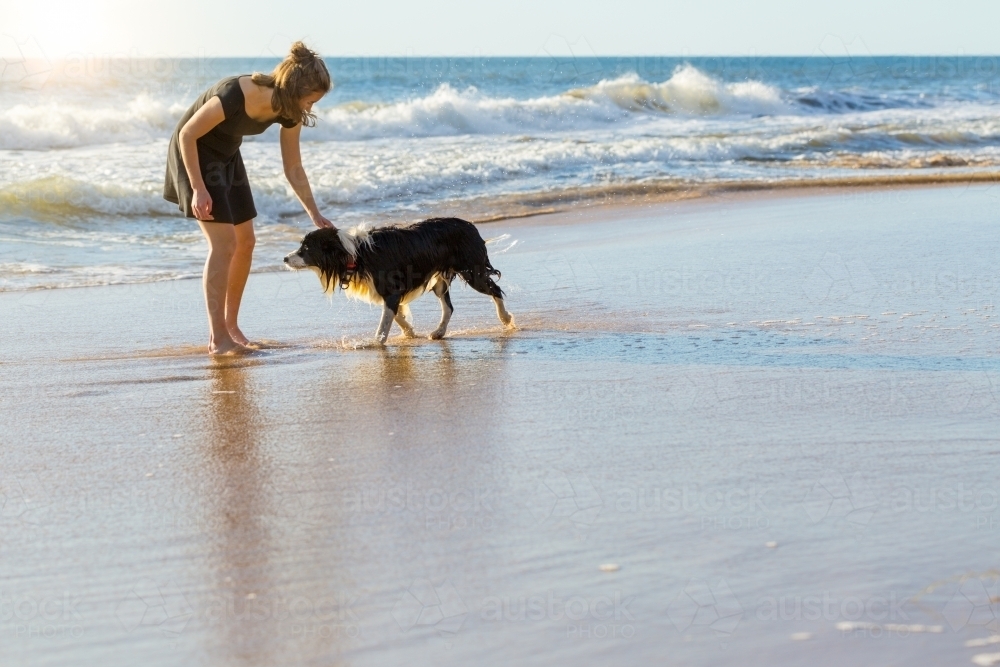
[3,184,1000,666]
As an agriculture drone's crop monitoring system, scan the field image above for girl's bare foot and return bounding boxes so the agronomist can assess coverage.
[208,337,252,355]
[229,326,251,346]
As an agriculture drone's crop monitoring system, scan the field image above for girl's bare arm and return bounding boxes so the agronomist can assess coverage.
[280,123,333,228]
[179,97,225,220]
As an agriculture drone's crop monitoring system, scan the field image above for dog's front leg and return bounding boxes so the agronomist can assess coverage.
[375,295,401,345]
[429,280,454,340]
[394,304,416,338]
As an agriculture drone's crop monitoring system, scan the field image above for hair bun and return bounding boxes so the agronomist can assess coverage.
[289,41,317,64]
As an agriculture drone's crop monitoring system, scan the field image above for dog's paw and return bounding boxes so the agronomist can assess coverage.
[502,314,517,330]
[428,329,446,340]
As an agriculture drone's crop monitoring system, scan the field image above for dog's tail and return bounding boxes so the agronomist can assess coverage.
[484,233,518,254]
[484,233,509,246]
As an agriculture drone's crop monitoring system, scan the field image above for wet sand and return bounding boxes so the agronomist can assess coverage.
[3,185,1000,666]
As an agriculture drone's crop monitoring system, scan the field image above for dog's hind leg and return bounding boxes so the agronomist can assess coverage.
[394,304,416,338]
[429,280,454,340]
[459,268,515,329]
[493,297,515,329]
[375,294,401,345]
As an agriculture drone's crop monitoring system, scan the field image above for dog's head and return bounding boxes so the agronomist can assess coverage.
[284,228,350,293]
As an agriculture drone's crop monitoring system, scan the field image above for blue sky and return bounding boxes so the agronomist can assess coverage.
[1,0,998,58]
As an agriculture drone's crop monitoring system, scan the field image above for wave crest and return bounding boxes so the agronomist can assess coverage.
[0,94,185,150]
[0,66,964,149]
[567,66,787,116]
[314,66,788,140]
[0,175,174,218]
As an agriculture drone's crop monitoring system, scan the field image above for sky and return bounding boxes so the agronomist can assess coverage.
[1,0,998,59]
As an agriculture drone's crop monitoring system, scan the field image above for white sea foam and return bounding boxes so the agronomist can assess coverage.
[4,60,1000,291]
[0,93,186,150]
[310,67,789,140]
[0,66,940,150]
[0,175,176,217]
[567,67,788,115]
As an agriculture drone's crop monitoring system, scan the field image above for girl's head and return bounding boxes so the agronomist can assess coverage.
[251,41,331,127]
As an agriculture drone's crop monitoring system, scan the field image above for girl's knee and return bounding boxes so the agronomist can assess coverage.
[235,221,256,251]
[208,238,237,261]
[210,247,236,265]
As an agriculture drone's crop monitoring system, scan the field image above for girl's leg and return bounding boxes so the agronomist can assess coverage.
[197,221,246,355]
[226,220,255,345]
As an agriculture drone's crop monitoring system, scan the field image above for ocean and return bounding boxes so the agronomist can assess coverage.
[2,55,1000,291]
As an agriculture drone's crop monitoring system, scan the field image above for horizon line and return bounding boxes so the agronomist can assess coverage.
[27,53,1000,59]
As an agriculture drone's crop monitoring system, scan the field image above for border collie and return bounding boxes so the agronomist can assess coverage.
[283,217,515,343]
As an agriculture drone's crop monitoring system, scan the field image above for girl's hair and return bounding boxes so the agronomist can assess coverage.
[251,41,331,127]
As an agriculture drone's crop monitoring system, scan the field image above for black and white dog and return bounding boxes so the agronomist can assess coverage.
[283,217,514,343]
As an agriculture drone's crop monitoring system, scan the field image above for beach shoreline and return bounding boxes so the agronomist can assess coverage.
[5,176,998,297]
[464,169,1000,224]
[3,183,1000,666]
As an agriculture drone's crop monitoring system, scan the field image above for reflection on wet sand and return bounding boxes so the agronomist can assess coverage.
[188,342,520,661]
[327,338,514,439]
[198,359,345,665]
[265,340,520,657]
[199,359,272,665]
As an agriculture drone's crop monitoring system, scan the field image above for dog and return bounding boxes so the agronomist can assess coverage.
[283,217,515,343]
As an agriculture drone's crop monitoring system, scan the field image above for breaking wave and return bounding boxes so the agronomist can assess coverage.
[0,66,952,150]
[0,94,186,150]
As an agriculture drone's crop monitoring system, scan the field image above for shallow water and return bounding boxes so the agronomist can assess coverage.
[2,187,1000,665]
[6,56,1000,290]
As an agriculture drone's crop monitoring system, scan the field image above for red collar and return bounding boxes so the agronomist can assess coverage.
[340,258,357,290]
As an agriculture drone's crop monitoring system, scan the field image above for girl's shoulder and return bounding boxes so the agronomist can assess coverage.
[213,76,247,121]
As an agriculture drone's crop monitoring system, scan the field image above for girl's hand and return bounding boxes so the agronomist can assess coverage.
[311,212,334,229]
[192,187,214,220]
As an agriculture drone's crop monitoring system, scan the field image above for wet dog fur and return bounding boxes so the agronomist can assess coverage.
[284,217,514,343]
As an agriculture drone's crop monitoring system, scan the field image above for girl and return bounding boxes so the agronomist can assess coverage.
[164,42,333,355]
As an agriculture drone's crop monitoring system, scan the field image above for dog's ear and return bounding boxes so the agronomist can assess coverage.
[312,230,346,292]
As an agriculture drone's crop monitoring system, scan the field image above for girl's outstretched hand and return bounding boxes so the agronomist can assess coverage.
[311,213,334,229]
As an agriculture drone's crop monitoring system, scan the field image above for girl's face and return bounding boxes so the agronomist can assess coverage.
[299,90,325,112]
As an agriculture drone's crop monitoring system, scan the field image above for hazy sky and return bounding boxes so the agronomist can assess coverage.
[1,0,998,59]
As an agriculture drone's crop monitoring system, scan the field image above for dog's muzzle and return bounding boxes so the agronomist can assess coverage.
[284,252,306,268]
